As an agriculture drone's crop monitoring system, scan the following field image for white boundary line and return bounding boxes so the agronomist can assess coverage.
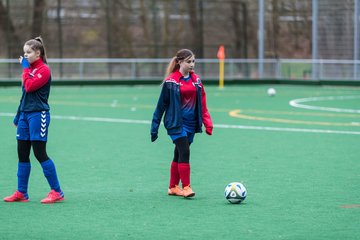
[289,96,360,113]
[214,123,360,135]
[1,112,360,135]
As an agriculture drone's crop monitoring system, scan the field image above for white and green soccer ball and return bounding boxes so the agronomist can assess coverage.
[224,182,247,204]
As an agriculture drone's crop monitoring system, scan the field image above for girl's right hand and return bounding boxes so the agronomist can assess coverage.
[13,113,19,127]
[19,56,30,69]
[151,133,158,142]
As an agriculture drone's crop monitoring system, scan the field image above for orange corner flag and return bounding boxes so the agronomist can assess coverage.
[217,45,225,60]
[217,45,225,89]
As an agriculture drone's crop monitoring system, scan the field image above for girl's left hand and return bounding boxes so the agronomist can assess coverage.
[206,127,213,135]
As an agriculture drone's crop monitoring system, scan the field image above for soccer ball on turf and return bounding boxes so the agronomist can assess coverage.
[267,88,276,96]
[224,182,247,204]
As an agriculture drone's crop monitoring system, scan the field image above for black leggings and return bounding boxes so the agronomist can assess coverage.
[17,140,49,163]
[172,137,191,163]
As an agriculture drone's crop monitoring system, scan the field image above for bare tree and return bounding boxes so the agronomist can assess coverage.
[269,0,280,58]
[317,0,354,59]
[186,0,204,58]
[161,0,171,57]
[113,0,134,57]
[0,0,317,60]
[151,0,160,58]
[56,0,63,76]
[139,0,152,56]
[105,0,113,58]
[0,1,21,57]
[289,1,301,52]
[298,1,311,58]
[32,0,46,37]
[230,0,248,59]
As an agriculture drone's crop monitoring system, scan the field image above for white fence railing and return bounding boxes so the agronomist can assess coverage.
[1,58,359,81]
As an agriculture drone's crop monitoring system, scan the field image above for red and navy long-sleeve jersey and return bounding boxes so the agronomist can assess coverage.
[179,74,197,131]
[17,58,52,112]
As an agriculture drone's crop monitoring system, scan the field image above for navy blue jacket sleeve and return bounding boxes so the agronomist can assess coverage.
[13,90,25,125]
[151,83,170,136]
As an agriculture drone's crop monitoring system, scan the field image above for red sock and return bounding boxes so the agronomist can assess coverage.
[169,161,180,188]
[178,163,190,188]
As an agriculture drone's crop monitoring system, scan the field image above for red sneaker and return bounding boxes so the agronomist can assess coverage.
[3,190,29,202]
[41,190,64,204]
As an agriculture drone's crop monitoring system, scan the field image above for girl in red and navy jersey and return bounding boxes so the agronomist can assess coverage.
[151,49,213,198]
[3,37,64,204]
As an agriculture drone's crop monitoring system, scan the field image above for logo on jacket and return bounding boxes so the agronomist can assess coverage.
[166,78,180,85]
[30,68,38,77]
[194,77,202,87]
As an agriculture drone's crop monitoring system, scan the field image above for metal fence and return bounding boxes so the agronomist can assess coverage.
[1,58,360,82]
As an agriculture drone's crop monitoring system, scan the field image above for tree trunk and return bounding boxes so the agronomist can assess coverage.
[271,0,280,58]
[32,0,46,37]
[231,1,242,58]
[0,1,21,58]
[56,0,63,76]
[187,0,204,58]
[139,0,152,56]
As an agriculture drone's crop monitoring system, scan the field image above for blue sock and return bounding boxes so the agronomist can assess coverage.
[17,162,31,194]
[41,159,61,193]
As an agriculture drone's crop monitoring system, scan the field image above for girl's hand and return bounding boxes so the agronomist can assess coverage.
[13,113,19,127]
[19,56,30,69]
[151,133,158,142]
[206,127,213,135]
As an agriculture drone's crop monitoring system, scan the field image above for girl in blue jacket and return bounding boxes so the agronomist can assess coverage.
[151,49,213,198]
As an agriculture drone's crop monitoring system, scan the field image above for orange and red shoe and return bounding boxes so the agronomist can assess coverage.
[3,190,29,202]
[41,189,64,204]
[168,185,184,196]
[183,186,195,198]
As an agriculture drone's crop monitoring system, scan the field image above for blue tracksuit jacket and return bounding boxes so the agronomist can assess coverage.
[151,70,213,138]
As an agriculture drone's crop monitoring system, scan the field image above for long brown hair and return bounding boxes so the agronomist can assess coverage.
[164,49,194,79]
[24,36,48,64]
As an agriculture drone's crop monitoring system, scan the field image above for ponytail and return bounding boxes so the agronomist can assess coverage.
[164,57,179,79]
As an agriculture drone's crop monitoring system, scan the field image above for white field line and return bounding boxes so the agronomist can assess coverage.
[289,96,360,113]
[1,112,360,135]
[214,123,360,135]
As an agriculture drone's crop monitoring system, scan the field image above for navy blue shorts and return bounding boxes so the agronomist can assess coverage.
[16,111,50,141]
[170,127,195,143]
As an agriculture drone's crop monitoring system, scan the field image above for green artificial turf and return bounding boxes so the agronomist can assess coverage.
[0,84,359,239]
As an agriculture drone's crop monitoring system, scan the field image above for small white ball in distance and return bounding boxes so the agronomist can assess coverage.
[267,88,276,96]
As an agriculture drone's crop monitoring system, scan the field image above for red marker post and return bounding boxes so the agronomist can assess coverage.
[217,45,225,89]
